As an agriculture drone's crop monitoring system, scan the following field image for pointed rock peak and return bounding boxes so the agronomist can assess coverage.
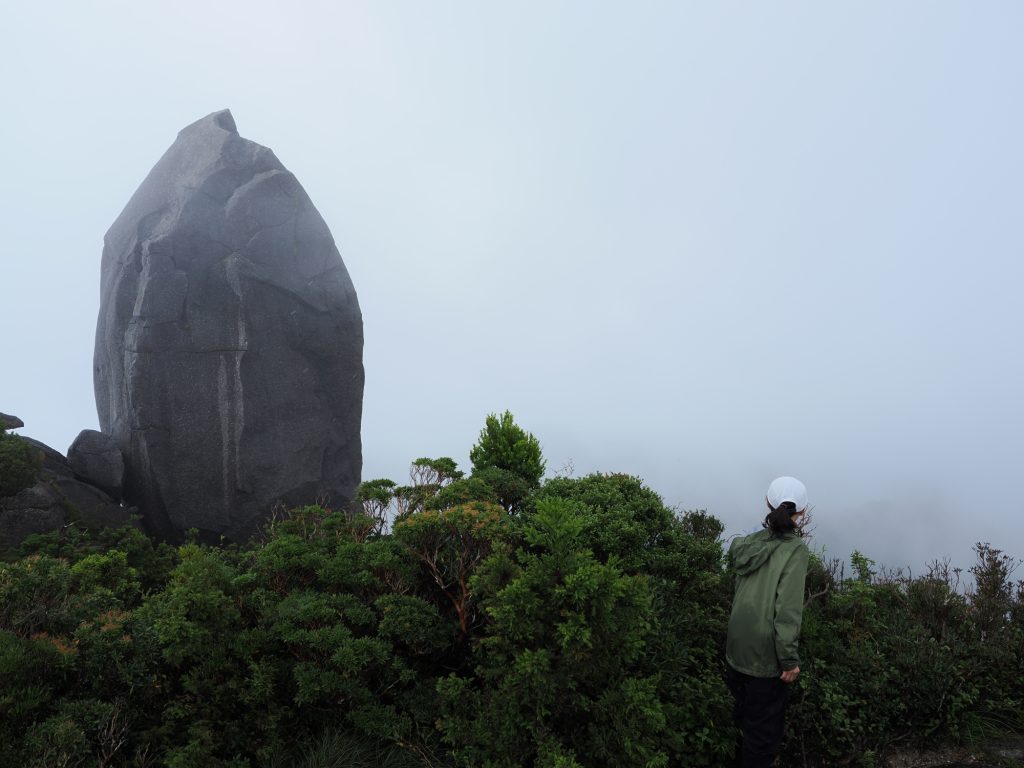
[212,109,237,132]
[179,109,238,137]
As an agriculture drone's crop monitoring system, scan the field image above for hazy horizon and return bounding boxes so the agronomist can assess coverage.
[3,2,1022,576]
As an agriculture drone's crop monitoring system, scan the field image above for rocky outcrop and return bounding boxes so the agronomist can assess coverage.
[68,429,125,500]
[0,412,24,430]
[0,488,65,551]
[94,110,364,542]
[0,436,135,551]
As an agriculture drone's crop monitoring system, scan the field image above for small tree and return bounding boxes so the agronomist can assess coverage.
[469,411,545,495]
[393,501,507,643]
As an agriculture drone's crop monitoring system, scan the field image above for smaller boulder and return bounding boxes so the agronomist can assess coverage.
[0,412,24,430]
[68,430,125,500]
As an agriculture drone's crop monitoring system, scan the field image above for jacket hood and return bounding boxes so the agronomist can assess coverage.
[731,530,793,575]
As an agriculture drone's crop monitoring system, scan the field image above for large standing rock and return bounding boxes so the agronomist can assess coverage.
[94,110,363,542]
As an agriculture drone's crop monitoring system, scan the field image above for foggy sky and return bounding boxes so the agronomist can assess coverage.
[3,2,1022,576]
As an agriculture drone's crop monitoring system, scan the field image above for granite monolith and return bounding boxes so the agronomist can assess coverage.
[94,110,363,541]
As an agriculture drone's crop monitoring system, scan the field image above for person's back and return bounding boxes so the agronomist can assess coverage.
[727,528,809,677]
[724,477,811,768]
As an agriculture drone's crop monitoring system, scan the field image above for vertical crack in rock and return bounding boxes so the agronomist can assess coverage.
[222,253,247,512]
[94,109,363,541]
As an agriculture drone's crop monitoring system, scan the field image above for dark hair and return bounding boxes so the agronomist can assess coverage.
[763,501,802,537]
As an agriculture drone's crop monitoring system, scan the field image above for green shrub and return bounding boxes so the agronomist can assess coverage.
[393,501,508,644]
[0,428,41,498]
[469,411,546,491]
[0,420,1020,767]
[437,497,666,767]
[782,543,1024,766]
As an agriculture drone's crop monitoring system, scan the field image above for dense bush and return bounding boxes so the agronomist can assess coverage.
[786,546,1024,765]
[0,413,1020,767]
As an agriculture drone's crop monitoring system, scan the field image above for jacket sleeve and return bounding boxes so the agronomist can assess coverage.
[773,543,809,671]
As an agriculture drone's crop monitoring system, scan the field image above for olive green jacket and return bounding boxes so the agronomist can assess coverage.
[726,529,809,677]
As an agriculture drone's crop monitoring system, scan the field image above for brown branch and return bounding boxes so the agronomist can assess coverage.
[804,584,830,608]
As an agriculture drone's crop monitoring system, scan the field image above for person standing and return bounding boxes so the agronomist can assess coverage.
[725,476,811,768]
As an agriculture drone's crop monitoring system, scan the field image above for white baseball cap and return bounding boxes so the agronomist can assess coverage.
[766,476,808,512]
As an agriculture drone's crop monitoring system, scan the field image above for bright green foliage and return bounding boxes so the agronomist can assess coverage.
[131,544,254,765]
[469,411,546,491]
[437,497,666,767]
[71,550,141,604]
[0,427,41,498]
[431,477,737,767]
[119,507,424,765]
[0,507,454,767]
[17,523,178,594]
[525,474,736,765]
[533,473,692,571]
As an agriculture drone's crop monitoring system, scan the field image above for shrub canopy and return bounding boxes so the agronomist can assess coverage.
[0,412,1020,767]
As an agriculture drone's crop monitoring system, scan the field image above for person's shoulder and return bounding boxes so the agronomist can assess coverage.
[780,533,810,553]
[729,525,758,542]
[729,527,763,550]
[727,533,744,556]
[787,536,811,560]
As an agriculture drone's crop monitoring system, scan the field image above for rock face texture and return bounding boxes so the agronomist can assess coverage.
[68,429,125,500]
[94,110,363,541]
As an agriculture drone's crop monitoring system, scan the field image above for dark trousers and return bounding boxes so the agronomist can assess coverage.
[724,665,791,768]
